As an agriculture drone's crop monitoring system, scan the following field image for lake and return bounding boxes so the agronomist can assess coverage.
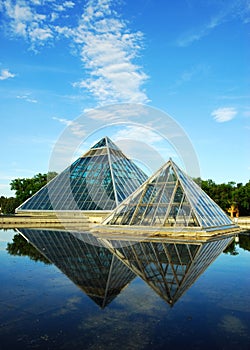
[0,228,249,350]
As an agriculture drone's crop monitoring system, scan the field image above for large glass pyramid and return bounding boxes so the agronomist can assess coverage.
[17,228,135,308]
[103,159,236,231]
[17,137,148,212]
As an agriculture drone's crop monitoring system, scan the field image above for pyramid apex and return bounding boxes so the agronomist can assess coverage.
[103,157,238,233]
[90,136,120,151]
[16,135,147,212]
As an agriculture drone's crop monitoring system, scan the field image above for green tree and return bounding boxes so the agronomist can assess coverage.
[0,197,21,214]
[10,172,57,203]
[233,180,250,215]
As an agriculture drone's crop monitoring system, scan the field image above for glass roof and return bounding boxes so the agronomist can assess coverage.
[17,137,148,211]
[103,159,234,230]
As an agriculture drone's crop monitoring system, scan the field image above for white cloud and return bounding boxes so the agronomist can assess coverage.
[54,1,75,12]
[53,116,86,137]
[70,0,149,105]
[1,0,149,105]
[177,13,226,47]
[169,64,209,91]
[113,125,163,145]
[16,94,37,103]
[1,0,52,45]
[29,27,53,41]
[211,107,237,122]
[53,116,73,127]
[177,1,250,47]
[85,104,149,121]
[0,68,15,80]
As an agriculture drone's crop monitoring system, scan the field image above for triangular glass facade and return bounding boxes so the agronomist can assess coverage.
[17,137,148,212]
[103,159,234,230]
[17,228,135,308]
[100,236,233,305]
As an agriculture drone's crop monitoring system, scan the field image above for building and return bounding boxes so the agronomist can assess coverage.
[16,137,148,223]
[102,159,239,236]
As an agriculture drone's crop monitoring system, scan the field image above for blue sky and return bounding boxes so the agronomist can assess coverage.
[0,0,249,197]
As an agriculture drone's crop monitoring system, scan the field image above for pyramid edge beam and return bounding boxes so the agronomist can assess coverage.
[100,158,240,236]
[106,136,119,207]
[101,160,171,225]
[170,160,235,229]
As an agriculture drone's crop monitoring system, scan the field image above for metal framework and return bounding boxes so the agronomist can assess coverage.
[103,159,235,232]
[16,137,147,212]
[100,236,233,305]
[17,228,135,308]
[17,228,233,307]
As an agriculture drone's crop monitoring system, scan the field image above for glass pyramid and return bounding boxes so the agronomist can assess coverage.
[100,236,233,305]
[17,228,135,308]
[103,159,236,231]
[17,137,148,212]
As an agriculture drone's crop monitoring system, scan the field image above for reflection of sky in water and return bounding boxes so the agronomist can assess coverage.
[0,229,249,350]
[219,314,248,335]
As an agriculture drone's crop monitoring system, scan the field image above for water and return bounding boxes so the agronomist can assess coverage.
[0,228,249,350]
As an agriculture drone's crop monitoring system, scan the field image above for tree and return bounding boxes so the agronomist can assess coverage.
[0,197,21,214]
[201,179,250,216]
[233,180,250,216]
[10,172,57,203]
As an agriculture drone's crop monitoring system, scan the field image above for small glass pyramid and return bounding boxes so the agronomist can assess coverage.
[103,159,236,232]
[17,137,148,212]
[100,236,233,305]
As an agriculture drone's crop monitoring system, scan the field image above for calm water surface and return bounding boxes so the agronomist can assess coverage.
[0,228,249,350]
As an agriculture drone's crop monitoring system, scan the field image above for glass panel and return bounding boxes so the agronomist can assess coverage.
[18,137,147,212]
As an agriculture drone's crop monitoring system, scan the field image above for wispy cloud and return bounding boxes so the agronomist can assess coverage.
[217,94,250,100]
[211,107,237,122]
[177,14,225,47]
[0,0,149,105]
[16,93,37,103]
[85,104,149,121]
[169,64,209,92]
[113,125,163,145]
[177,0,250,47]
[0,68,15,80]
[53,116,86,137]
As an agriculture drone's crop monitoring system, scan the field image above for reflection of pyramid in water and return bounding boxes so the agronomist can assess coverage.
[17,229,135,308]
[103,159,235,232]
[100,236,233,305]
[17,137,147,212]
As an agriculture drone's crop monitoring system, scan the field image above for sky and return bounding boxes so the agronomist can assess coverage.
[0,0,249,197]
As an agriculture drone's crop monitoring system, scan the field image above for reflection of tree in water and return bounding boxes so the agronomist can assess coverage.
[6,230,249,308]
[239,232,250,251]
[223,232,250,255]
[6,233,51,264]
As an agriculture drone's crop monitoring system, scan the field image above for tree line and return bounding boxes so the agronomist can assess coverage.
[199,179,250,216]
[0,172,249,216]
